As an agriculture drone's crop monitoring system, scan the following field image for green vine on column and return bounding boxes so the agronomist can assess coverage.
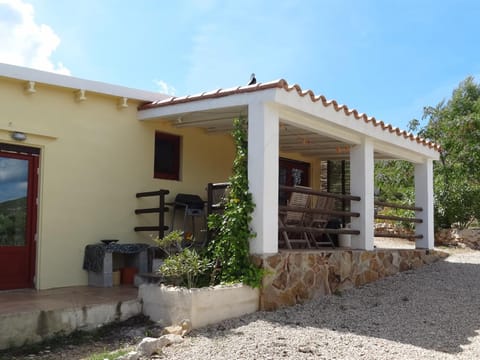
[208,117,263,287]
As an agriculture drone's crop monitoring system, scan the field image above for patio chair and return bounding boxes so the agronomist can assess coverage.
[278,187,312,249]
[307,196,337,248]
[206,182,230,216]
[205,182,230,245]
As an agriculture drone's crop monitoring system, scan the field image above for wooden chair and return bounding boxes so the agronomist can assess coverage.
[307,196,337,248]
[279,187,312,249]
[206,182,230,217]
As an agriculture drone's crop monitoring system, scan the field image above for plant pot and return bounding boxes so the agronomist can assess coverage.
[112,270,121,286]
[139,283,259,328]
[121,267,138,285]
[338,234,351,247]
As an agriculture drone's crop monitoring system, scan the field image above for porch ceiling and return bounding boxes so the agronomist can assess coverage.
[139,80,441,162]
[156,106,395,161]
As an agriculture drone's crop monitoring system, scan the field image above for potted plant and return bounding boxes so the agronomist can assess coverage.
[139,117,262,328]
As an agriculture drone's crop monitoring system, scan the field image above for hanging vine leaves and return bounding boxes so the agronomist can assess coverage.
[208,117,263,287]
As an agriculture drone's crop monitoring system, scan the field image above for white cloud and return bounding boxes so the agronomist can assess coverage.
[154,79,176,96]
[0,0,70,74]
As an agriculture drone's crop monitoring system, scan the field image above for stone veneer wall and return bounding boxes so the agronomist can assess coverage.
[253,249,447,311]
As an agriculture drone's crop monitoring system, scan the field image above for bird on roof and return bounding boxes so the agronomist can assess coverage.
[248,73,256,85]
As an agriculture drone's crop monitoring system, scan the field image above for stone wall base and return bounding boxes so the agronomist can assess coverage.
[253,249,447,310]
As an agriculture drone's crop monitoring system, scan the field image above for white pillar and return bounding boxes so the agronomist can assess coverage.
[415,159,434,249]
[349,139,375,250]
[247,102,279,254]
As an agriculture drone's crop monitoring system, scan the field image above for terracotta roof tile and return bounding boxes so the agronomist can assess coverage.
[139,79,440,152]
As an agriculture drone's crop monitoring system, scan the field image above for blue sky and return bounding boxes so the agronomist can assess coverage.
[1,0,480,130]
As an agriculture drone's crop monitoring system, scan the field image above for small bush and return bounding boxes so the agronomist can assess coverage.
[159,248,211,288]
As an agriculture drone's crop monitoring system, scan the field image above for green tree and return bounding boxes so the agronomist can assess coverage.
[374,121,416,212]
[375,77,480,229]
[375,119,418,229]
[419,76,480,228]
[374,159,415,228]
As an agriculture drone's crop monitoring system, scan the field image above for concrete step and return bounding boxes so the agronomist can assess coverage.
[0,286,141,350]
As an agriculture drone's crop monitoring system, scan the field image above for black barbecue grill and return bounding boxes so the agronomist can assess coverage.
[170,193,206,240]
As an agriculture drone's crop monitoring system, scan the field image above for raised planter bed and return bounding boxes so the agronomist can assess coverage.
[139,283,259,328]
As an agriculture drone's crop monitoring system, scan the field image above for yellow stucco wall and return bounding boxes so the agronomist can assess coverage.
[0,78,235,289]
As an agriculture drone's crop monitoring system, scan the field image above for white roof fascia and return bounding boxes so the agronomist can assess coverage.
[138,84,438,162]
[273,88,439,162]
[0,63,167,102]
[138,88,277,120]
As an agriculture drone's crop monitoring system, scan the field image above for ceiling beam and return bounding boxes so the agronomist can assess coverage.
[279,141,345,149]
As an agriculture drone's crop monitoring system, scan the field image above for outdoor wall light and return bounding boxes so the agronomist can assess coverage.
[11,131,27,141]
[118,97,129,109]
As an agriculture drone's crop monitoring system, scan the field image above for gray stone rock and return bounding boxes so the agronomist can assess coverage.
[161,334,184,345]
[116,350,140,360]
[136,337,161,356]
[136,334,184,356]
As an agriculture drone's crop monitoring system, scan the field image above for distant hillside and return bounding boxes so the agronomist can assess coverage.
[0,197,27,246]
[0,197,27,213]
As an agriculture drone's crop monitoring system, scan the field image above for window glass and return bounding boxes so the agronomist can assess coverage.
[154,132,180,180]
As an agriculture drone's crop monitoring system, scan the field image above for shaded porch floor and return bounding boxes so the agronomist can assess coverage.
[280,237,416,251]
[375,236,416,249]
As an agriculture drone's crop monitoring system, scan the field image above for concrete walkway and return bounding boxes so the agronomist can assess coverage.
[0,286,140,350]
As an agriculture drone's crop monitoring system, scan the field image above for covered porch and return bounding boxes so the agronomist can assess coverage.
[138,79,440,255]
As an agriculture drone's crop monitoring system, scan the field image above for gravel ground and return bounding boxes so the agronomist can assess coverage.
[162,248,480,360]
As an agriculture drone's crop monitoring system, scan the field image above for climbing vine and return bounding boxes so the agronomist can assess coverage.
[208,117,263,287]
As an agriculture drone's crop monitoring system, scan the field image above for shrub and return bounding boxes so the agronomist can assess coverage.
[159,248,211,289]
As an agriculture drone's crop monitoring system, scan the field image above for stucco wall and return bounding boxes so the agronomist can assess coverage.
[0,78,235,289]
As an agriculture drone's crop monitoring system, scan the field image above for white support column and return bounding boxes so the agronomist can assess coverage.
[247,102,279,255]
[415,159,434,249]
[349,139,375,250]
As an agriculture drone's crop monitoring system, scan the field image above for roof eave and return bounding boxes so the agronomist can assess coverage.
[0,62,167,102]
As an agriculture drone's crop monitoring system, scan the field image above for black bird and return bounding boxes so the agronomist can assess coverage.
[248,73,256,85]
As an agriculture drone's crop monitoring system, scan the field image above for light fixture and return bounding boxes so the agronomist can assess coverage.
[117,97,128,109]
[24,81,36,94]
[11,131,27,141]
[75,89,87,102]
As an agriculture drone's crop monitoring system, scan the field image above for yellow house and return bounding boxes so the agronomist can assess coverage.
[0,63,240,290]
[0,63,439,291]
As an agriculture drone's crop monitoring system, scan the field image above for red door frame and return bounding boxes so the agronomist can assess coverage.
[0,146,39,290]
[27,153,39,287]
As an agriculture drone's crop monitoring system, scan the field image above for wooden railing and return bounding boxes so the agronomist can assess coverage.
[374,200,423,239]
[134,189,170,238]
[278,185,361,236]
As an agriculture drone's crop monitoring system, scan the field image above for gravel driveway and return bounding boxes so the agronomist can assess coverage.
[162,249,480,359]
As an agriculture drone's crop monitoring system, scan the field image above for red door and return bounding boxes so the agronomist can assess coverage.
[0,147,39,290]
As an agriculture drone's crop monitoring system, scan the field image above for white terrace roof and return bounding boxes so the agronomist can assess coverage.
[0,63,167,102]
[138,79,440,163]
